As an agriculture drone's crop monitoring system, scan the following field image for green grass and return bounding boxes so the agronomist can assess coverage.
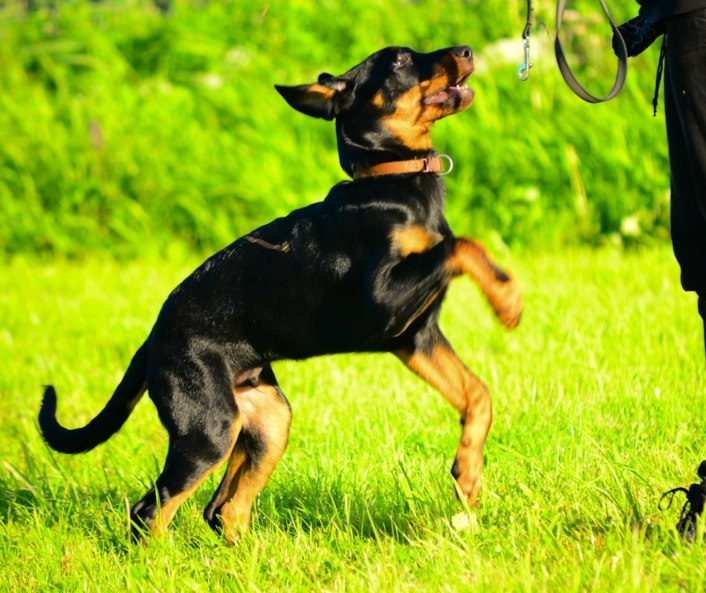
[2,248,706,592]
[0,0,672,256]
[0,1,698,589]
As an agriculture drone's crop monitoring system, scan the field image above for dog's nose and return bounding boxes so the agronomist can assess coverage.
[453,46,473,61]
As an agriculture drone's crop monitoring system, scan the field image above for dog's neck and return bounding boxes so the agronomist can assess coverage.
[335,119,437,179]
[351,154,452,180]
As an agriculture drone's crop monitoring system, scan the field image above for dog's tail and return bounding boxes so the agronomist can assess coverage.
[39,340,149,454]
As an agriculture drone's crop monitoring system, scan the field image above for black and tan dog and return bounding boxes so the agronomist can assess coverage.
[39,45,522,543]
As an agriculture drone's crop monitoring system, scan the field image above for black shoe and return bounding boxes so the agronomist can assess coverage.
[660,461,706,542]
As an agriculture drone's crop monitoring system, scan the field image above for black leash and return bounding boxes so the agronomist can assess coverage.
[652,35,666,116]
[554,0,629,103]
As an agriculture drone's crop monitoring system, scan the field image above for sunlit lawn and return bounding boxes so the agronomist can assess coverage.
[2,247,705,592]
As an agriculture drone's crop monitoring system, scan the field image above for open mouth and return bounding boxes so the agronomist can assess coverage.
[422,68,475,107]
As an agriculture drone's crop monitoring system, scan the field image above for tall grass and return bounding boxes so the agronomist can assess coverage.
[0,0,670,257]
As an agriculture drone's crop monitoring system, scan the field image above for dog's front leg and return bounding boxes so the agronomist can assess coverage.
[446,238,523,329]
[395,326,491,506]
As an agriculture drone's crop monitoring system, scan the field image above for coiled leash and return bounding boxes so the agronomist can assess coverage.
[554,0,628,102]
[519,0,629,103]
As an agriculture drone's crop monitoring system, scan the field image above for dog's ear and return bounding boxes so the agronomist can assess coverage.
[275,74,349,120]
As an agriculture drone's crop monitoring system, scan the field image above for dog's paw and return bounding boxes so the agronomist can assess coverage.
[487,274,523,329]
[451,458,482,508]
[205,506,248,545]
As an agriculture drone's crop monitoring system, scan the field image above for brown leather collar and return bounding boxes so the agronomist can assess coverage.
[352,154,454,180]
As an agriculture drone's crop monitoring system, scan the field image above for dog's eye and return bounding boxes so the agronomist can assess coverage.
[392,52,412,69]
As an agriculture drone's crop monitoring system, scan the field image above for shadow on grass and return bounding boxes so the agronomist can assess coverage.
[1,456,454,551]
[0,466,137,553]
[6,466,678,557]
[242,472,451,543]
[0,476,410,549]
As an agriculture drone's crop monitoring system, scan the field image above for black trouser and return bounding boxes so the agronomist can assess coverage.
[664,8,706,352]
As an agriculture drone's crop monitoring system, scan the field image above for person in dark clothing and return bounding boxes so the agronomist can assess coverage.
[619,0,706,540]
[641,0,706,20]
[662,6,706,345]
[629,0,706,346]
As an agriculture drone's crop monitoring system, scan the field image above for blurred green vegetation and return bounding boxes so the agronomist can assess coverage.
[0,0,670,258]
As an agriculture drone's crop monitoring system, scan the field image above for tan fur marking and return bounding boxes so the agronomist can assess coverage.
[398,345,471,412]
[233,383,290,437]
[396,344,492,505]
[294,82,337,114]
[245,235,291,253]
[216,383,292,542]
[390,225,442,257]
[152,475,211,537]
[152,417,242,537]
[381,85,430,150]
[307,83,336,101]
[379,72,459,150]
[447,239,523,329]
[378,52,473,150]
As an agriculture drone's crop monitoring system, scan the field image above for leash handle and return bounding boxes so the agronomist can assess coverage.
[554,0,628,103]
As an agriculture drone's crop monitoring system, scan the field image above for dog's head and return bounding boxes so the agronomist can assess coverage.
[276,46,474,176]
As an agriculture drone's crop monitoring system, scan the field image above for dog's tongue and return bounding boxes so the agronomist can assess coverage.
[423,85,471,105]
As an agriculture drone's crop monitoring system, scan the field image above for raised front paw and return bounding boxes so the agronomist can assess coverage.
[448,238,523,329]
[487,273,523,330]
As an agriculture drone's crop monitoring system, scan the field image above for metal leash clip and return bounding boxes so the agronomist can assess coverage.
[518,37,532,81]
[518,0,533,81]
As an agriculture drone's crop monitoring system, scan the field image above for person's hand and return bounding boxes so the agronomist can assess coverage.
[613,14,665,57]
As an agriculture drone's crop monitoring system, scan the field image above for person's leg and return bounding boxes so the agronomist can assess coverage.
[665,9,706,356]
[700,295,706,356]
[661,11,706,537]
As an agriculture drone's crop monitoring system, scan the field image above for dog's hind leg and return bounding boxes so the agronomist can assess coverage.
[203,365,291,543]
[395,324,491,507]
[447,238,523,329]
[129,365,241,540]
